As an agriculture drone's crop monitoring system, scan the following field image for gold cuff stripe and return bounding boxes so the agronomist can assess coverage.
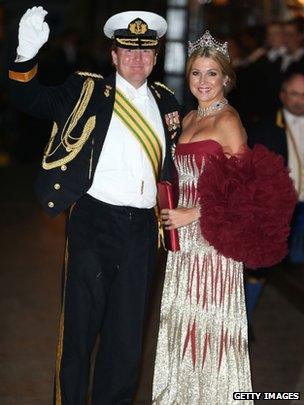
[9,64,38,82]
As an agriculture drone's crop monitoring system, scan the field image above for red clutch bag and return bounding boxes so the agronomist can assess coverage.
[157,181,180,251]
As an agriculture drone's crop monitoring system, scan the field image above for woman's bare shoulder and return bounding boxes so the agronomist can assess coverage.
[216,107,247,152]
[217,107,245,134]
[217,106,242,127]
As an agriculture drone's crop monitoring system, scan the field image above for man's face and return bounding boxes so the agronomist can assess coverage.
[266,24,284,49]
[284,24,303,53]
[111,47,157,88]
[280,74,304,116]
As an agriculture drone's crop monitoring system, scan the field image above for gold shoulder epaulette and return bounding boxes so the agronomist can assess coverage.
[76,71,103,80]
[153,81,175,95]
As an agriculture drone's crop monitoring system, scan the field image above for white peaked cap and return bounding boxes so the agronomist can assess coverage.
[103,11,167,39]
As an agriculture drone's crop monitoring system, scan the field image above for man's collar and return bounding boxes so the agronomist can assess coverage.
[116,72,148,99]
[283,108,304,124]
[267,46,286,61]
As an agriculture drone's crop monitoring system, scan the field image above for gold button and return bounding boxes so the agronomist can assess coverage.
[61,164,67,171]
[54,183,61,190]
[48,201,54,208]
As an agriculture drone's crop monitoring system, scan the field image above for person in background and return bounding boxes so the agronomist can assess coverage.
[227,35,252,123]
[251,21,286,120]
[9,6,181,404]
[227,26,264,124]
[265,21,286,62]
[281,18,304,73]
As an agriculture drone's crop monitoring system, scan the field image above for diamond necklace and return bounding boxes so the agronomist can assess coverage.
[197,98,228,118]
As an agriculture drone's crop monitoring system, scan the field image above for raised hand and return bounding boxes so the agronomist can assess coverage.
[16,6,50,60]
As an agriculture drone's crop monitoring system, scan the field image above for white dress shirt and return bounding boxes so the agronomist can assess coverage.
[267,46,286,63]
[281,47,304,72]
[87,72,166,208]
[284,109,304,201]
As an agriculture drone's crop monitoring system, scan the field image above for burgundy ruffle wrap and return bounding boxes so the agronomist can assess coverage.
[198,144,297,269]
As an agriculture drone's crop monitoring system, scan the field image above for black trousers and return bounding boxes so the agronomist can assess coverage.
[55,194,158,405]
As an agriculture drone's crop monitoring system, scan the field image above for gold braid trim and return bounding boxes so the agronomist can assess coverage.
[43,121,58,156]
[116,38,139,46]
[153,81,175,95]
[9,64,38,82]
[276,109,284,128]
[116,38,158,47]
[42,78,96,170]
[55,203,77,404]
[76,71,103,79]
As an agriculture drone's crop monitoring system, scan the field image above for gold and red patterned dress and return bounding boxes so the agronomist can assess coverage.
[152,140,253,405]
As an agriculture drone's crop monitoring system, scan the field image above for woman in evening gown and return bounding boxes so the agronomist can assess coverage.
[152,32,296,405]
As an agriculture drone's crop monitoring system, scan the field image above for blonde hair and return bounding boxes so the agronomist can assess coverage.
[186,47,236,93]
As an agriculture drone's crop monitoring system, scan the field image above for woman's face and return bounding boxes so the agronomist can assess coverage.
[189,56,227,106]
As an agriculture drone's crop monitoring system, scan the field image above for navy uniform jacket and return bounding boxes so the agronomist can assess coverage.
[9,57,181,216]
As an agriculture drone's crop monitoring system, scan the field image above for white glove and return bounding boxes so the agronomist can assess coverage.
[16,6,50,60]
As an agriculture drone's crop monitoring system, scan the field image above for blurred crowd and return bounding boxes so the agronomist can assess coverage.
[227,17,304,124]
[1,5,304,165]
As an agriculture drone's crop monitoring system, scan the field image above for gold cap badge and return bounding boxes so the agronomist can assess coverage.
[128,18,148,35]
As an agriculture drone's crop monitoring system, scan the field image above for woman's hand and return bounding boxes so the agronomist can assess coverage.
[161,207,200,230]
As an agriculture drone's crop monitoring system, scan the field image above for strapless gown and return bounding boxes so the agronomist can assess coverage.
[152,140,253,405]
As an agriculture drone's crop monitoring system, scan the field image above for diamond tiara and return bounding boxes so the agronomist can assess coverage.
[188,30,230,61]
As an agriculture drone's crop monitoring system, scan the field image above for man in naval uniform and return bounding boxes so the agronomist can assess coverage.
[9,6,181,404]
